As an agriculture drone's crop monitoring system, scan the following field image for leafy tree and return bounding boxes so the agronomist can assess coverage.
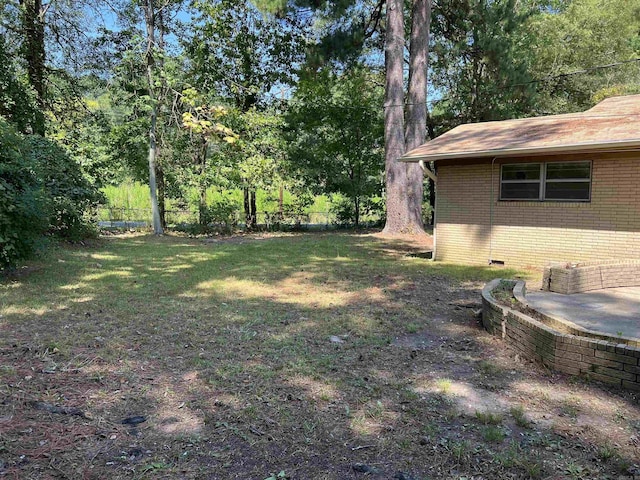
[141,0,168,234]
[430,0,536,127]
[26,135,103,239]
[17,0,47,134]
[526,0,640,113]
[233,108,288,227]
[0,118,47,268]
[1,0,99,135]
[98,0,189,232]
[187,0,302,228]
[287,67,383,226]
[258,0,432,234]
[180,87,238,224]
[0,37,38,133]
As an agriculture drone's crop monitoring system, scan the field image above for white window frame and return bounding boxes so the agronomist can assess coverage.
[500,160,592,202]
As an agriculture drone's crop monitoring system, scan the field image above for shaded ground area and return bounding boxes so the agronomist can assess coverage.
[526,287,640,340]
[0,232,638,479]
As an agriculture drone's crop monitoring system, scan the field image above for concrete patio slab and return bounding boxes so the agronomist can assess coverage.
[526,287,640,340]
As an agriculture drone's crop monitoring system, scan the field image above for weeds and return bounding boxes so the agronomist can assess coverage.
[478,360,501,375]
[475,411,503,425]
[597,443,617,461]
[435,378,452,394]
[510,405,530,428]
[481,425,506,443]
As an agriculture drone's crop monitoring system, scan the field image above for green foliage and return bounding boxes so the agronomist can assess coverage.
[0,37,38,134]
[286,67,384,226]
[25,136,103,240]
[526,0,640,112]
[329,194,384,226]
[188,0,302,111]
[47,76,115,188]
[199,196,240,230]
[430,0,640,132]
[233,109,287,191]
[431,0,537,126]
[0,118,48,268]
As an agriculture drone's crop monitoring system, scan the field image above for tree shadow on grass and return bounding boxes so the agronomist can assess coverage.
[0,232,638,479]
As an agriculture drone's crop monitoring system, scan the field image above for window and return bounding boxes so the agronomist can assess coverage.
[500,163,541,200]
[500,161,591,201]
[544,162,591,201]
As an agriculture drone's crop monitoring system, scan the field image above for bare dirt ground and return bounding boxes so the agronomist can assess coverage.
[0,232,638,480]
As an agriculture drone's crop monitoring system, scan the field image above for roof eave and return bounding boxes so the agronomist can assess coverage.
[399,139,640,162]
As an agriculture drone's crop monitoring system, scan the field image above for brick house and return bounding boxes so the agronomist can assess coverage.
[402,95,640,267]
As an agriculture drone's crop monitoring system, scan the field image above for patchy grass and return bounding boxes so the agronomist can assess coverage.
[510,405,530,428]
[0,232,638,479]
[475,411,504,425]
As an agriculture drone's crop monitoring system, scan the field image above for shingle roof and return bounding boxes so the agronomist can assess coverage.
[401,94,640,162]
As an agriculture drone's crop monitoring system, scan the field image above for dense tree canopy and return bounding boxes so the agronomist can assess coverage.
[287,67,384,226]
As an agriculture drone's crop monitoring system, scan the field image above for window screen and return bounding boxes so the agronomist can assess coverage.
[544,161,591,201]
[500,163,541,200]
[500,161,591,202]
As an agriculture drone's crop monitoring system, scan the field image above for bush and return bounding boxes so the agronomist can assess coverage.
[200,197,239,229]
[25,136,103,240]
[0,119,48,268]
[174,196,241,235]
[329,195,385,228]
[330,196,357,226]
[0,119,103,269]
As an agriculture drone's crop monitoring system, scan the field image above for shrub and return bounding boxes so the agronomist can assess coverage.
[329,196,356,226]
[200,197,239,229]
[25,136,103,240]
[329,195,384,227]
[0,119,48,268]
[0,119,103,269]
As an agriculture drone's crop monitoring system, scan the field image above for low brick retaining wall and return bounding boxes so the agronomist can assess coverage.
[482,279,640,391]
[542,260,640,294]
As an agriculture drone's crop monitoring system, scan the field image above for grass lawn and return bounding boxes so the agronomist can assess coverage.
[1,232,638,479]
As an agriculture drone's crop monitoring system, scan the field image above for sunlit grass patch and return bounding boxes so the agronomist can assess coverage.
[0,232,635,480]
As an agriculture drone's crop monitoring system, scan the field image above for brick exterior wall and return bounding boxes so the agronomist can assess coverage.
[542,261,640,294]
[482,279,640,391]
[435,152,640,266]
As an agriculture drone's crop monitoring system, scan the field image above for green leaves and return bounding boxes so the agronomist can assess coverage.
[285,66,383,225]
[0,118,48,268]
[180,94,238,143]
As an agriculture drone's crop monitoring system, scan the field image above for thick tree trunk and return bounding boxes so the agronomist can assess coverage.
[404,0,431,233]
[144,0,163,235]
[21,0,46,135]
[426,111,436,225]
[381,0,408,234]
